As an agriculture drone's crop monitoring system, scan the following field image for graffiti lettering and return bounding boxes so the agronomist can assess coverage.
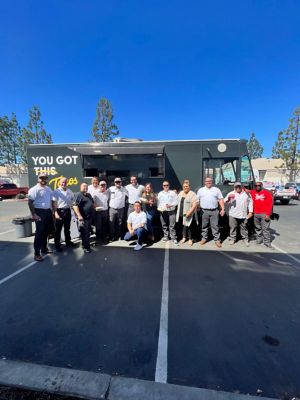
[49,175,79,190]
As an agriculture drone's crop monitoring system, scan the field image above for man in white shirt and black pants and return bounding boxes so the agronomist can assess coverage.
[28,173,54,261]
[107,178,128,241]
[157,181,178,245]
[125,176,144,216]
[197,177,225,248]
[92,180,110,243]
[52,177,76,251]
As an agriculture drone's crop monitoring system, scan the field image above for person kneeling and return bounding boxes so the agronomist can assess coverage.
[124,201,147,251]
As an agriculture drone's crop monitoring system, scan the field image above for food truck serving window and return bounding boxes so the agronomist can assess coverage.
[83,153,165,180]
[203,158,237,185]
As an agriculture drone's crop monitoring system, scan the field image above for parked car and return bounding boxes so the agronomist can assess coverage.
[284,182,300,200]
[0,183,29,199]
[274,185,297,204]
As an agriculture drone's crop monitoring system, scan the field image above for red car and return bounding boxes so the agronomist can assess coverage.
[0,183,29,200]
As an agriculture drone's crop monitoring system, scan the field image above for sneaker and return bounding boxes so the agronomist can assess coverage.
[256,238,263,245]
[264,243,274,249]
[215,240,222,248]
[84,248,91,253]
[243,239,250,247]
[65,242,77,247]
[34,255,44,262]
[134,244,143,251]
[162,237,168,242]
[173,240,178,246]
[199,239,207,245]
[228,239,235,245]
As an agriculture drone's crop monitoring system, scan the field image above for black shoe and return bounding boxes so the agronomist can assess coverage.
[41,248,53,254]
[65,242,77,247]
[84,248,91,253]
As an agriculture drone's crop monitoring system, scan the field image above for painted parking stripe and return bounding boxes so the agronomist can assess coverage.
[0,229,14,236]
[0,261,37,285]
[155,241,169,383]
[271,244,300,265]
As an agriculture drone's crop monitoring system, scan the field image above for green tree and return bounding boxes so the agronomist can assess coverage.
[0,113,22,165]
[272,106,300,181]
[91,98,119,142]
[19,106,52,163]
[247,132,264,159]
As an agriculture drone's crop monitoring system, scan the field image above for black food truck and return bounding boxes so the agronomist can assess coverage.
[27,138,254,193]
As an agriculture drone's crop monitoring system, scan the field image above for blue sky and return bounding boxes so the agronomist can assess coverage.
[1,0,299,156]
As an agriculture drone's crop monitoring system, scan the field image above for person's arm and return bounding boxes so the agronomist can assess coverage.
[218,198,225,216]
[247,194,253,218]
[28,198,41,221]
[127,221,134,235]
[265,191,274,220]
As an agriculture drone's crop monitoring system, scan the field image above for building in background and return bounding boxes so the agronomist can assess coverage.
[0,165,28,186]
[251,158,300,185]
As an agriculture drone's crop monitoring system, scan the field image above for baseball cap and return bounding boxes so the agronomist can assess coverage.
[234,182,242,187]
[100,181,107,185]
[114,177,122,183]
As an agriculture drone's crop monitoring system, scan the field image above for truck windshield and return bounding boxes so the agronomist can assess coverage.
[203,158,236,185]
[241,155,253,184]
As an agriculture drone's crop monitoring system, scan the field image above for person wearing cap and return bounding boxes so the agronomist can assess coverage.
[28,173,55,261]
[73,183,95,253]
[249,182,274,248]
[92,180,110,244]
[52,177,76,251]
[107,178,128,241]
[124,201,147,251]
[197,177,225,248]
[224,182,253,246]
[157,181,179,245]
[125,176,144,216]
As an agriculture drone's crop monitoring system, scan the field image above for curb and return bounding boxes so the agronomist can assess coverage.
[0,359,276,400]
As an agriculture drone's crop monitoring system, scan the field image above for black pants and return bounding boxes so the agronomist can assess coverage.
[54,208,72,248]
[34,208,53,256]
[78,218,92,250]
[95,210,109,241]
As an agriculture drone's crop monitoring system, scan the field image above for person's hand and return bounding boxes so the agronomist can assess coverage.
[265,216,270,222]
[247,212,253,219]
[55,211,62,220]
[130,229,135,235]
[32,213,41,221]
[78,216,83,222]
[166,204,170,209]
[185,211,191,218]
[228,194,235,200]
[220,209,225,217]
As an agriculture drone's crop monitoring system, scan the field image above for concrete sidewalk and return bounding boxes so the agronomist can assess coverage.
[0,359,276,400]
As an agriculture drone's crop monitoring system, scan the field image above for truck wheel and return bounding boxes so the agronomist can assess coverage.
[280,199,290,205]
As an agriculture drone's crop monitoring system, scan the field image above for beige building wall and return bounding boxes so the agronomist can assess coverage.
[251,158,299,185]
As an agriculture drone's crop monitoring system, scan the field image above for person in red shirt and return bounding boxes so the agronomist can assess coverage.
[249,181,274,248]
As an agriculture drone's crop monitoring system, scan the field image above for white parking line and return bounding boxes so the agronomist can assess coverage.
[0,229,14,236]
[0,261,37,286]
[155,241,169,383]
[271,244,300,265]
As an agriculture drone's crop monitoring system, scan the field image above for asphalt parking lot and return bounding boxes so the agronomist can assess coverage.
[0,200,300,398]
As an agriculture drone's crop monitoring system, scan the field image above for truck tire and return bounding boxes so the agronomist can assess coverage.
[280,199,290,205]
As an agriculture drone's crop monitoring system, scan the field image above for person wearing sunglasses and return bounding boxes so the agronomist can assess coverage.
[224,182,253,246]
[28,173,55,261]
[107,178,128,241]
[249,182,274,248]
[157,181,178,245]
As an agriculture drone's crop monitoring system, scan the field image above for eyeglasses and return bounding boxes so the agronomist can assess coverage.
[115,181,121,184]
[100,184,106,186]
[255,184,262,187]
